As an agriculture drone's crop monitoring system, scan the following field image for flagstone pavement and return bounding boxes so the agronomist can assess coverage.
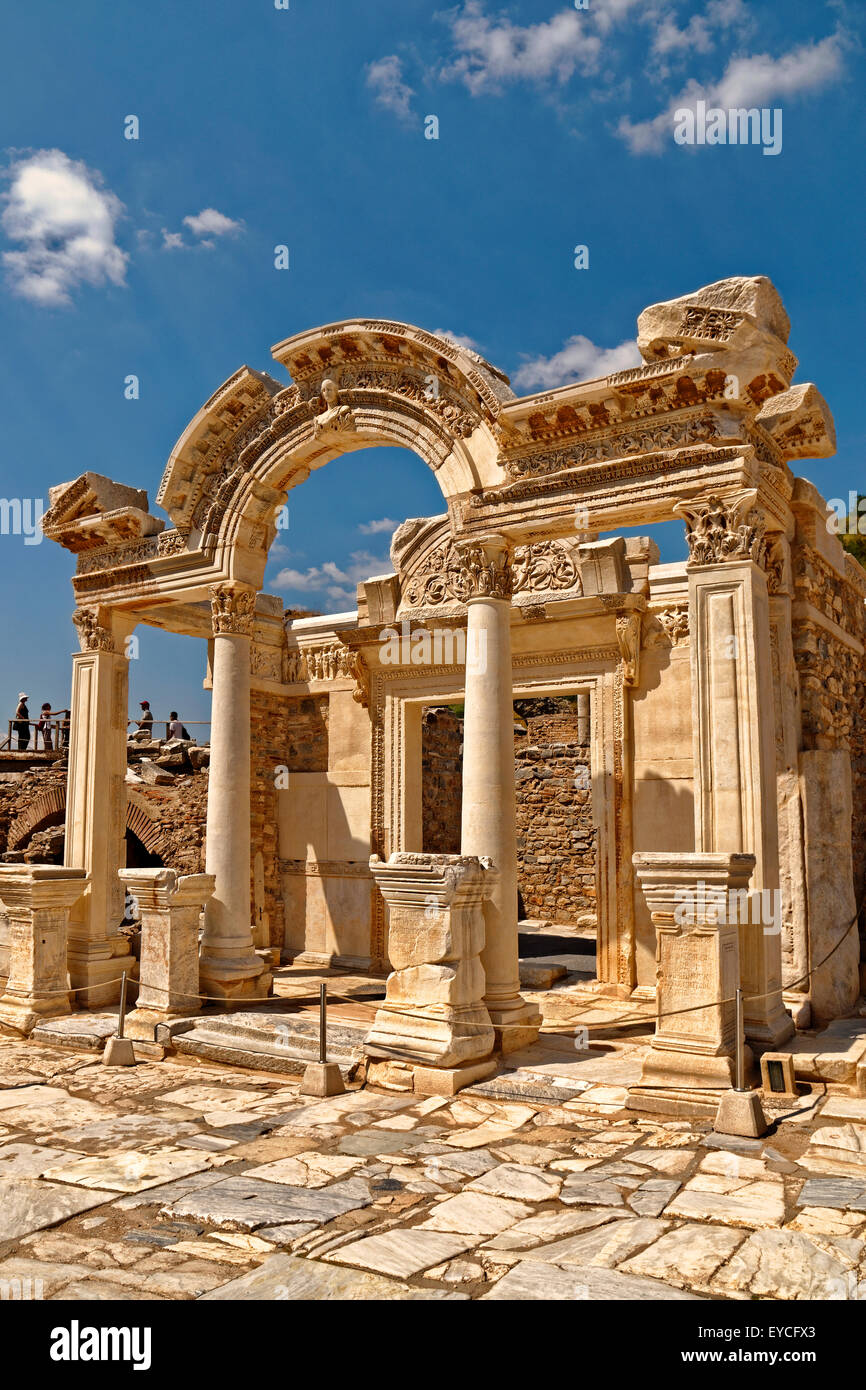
[1,1035,866,1301]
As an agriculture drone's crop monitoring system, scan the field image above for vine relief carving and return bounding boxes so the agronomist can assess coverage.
[403,538,580,609]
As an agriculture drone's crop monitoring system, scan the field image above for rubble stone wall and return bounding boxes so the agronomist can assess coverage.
[421,701,597,925]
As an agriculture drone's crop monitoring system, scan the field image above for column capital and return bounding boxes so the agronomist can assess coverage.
[675,490,769,571]
[209,582,257,637]
[72,606,116,653]
[452,533,513,601]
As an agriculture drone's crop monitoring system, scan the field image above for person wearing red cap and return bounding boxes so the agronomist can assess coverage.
[136,700,154,736]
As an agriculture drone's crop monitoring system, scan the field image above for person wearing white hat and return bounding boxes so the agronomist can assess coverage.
[13,693,30,750]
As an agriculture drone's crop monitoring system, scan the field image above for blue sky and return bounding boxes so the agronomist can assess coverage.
[0,0,863,726]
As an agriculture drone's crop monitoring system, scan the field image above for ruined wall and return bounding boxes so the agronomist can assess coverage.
[421,699,597,926]
[515,710,595,925]
[421,707,462,855]
[0,763,69,862]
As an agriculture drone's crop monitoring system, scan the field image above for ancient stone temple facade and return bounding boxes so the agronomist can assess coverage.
[21,275,864,1076]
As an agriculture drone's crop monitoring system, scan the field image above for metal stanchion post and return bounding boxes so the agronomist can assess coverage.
[103,969,136,1066]
[299,977,345,1098]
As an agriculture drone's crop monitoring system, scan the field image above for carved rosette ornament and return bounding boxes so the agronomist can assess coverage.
[676,492,769,570]
[209,584,256,638]
[72,607,115,653]
[452,535,513,602]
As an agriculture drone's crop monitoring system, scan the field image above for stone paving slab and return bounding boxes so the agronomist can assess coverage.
[200,1252,467,1299]
[326,1229,480,1279]
[0,1178,117,1242]
[161,1175,373,1231]
[480,1260,701,1300]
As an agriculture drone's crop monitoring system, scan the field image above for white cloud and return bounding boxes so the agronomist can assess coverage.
[272,550,391,606]
[651,0,747,57]
[440,2,602,94]
[161,230,185,251]
[366,54,415,122]
[432,327,481,351]
[359,518,398,535]
[512,335,641,390]
[618,30,846,154]
[182,207,244,239]
[1,149,127,307]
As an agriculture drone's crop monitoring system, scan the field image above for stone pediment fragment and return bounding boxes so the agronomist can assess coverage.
[755,383,836,460]
[42,473,163,553]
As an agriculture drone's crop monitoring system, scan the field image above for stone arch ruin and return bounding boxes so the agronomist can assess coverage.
[33,277,864,1059]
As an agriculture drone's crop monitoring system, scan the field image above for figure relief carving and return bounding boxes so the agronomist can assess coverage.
[452,535,513,601]
[250,645,283,681]
[615,612,642,687]
[210,583,256,637]
[72,607,115,653]
[659,607,690,646]
[677,492,769,570]
[765,534,790,595]
[284,640,369,706]
[312,378,356,437]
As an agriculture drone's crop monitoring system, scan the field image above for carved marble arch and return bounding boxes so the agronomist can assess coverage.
[155,319,517,587]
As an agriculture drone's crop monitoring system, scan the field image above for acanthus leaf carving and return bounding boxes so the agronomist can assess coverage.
[210,583,256,637]
[676,491,769,570]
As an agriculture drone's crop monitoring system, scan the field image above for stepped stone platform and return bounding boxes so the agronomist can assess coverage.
[172,1010,370,1078]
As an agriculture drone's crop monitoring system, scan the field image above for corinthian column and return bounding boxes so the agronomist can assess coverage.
[456,534,540,1053]
[200,583,272,1001]
[65,606,137,1005]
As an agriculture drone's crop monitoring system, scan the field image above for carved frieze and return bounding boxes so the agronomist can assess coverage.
[403,537,580,609]
[615,612,642,687]
[645,606,690,648]
[503,412,723,481]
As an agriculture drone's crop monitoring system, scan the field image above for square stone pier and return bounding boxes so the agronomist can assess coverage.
[365,853,497,1095]
[629,851,757,1118]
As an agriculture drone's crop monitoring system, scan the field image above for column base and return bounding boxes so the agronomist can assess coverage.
[626,1044,748,1119]
[744,1006,795,1052]
[0,992,72,1036]
[67,942,137,1009]
[365,1055,498,1097]
[199,951,272,1003]
[366,1004,495,1070]
[123,1005,199,1042]
[486,996,542,1055]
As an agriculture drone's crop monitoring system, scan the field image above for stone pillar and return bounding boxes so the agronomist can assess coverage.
[64,607,136,1005]
[456,535,540,1053]
[0,867,88,1034]
[366,852,496,1094]
[200,583,272,1001]
[121,868,215,1039]
[679,493,793,1048]
[630,852,754,1117]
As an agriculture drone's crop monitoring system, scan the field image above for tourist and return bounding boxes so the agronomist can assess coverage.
[13,692,29,750]
[136,700,154,735]
[167,710,191,740]
[37,702,54,750]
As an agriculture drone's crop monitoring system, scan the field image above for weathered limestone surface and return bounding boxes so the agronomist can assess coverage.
[0,867,88,1033]
[120,868,215,1037]
[366,853,495,1079]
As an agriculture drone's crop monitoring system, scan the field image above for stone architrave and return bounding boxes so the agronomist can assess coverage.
[365,853,496,1092]
[120,869,215,1039]
[630,852,755,1117]
[678,492,794,1048]
[0,867,88,1034]
[200,583,272,1001]
[455,534,540,1054]
[65,607,137,1005]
